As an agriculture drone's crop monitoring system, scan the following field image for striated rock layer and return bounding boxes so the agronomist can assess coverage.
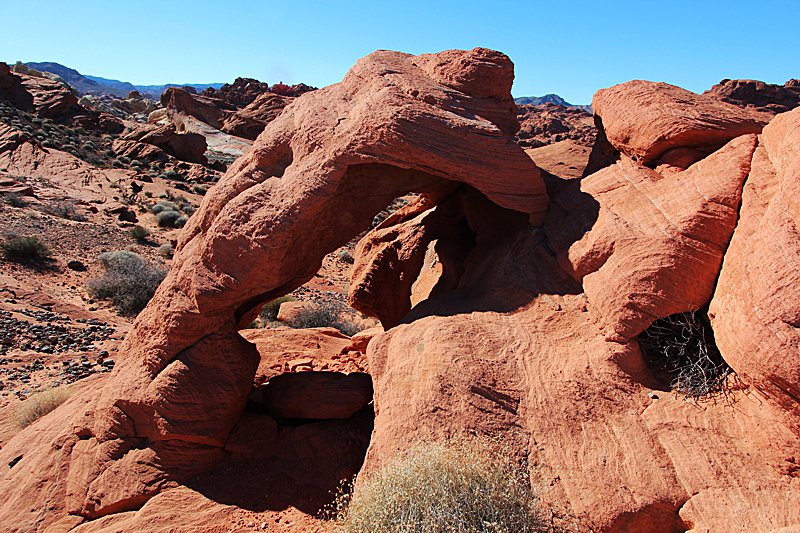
[1,49,800,533]
[0,47,546,530]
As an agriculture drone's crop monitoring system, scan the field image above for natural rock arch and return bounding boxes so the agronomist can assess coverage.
[67,47,548,518]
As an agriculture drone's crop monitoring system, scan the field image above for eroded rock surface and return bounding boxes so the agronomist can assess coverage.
[709,106,800,435]
[586,80,771,172]
[1,49,799,533]
[0,47,546,528]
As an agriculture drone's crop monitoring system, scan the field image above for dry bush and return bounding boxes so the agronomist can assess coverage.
[290,295,367,337]
[335,437,563,533]
[1,235,51,261]
[88,251,167,316]
[639,310,733,400]
[16,387,73,429]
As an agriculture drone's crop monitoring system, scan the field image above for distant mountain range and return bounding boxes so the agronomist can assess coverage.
[514,93,592,113]
[24,61,224,100]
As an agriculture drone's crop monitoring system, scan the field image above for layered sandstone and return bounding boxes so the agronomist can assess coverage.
[1,49,799,533]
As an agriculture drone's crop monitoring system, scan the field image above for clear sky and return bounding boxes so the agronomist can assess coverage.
[1,0,797,104]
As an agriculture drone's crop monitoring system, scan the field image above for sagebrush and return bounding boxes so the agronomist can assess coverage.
[290,295,367,336]
[88,251,167,316]
[335,437,563,533]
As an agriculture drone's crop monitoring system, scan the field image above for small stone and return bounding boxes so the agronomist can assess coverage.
[67,260,86,271]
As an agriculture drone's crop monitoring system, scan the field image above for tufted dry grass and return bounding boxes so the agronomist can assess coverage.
[16,387,73,429]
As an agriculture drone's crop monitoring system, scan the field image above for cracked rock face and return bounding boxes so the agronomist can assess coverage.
[1,49,800,533]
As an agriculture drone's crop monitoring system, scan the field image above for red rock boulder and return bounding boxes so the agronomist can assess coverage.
[588,80,770,169]
[709,106,800,435]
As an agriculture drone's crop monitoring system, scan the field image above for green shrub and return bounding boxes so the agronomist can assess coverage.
[149,201,177,214]
[105,148,115,157]
[118,155,131,165]
[16,387,74,428]
[156,209,183,227]
[88,251,167,316]
[1,236,51,261]
[128,225,149,242]
[192,184,208,195]
[335,437,561,533]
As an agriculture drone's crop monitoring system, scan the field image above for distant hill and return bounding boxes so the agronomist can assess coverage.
[514,93,592,113]
[24,61,127,97]
[24,61,224,100]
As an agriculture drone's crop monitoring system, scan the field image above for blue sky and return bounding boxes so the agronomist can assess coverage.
[2,0,797,104]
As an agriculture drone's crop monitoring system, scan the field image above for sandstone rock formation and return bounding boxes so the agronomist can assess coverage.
[585,80,772,174]
[516,102,596,148]
[705,78,800,114]
[200,77,273,107]
[0,61,80,117]
[709,106,800,436]
[161,87,227,128]
[0,47,546,529]
[220,92,293,140]
[112,123,207,164]
[1,48,800,533]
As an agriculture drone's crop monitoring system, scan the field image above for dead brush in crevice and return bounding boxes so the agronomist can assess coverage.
[332,437,566,533]
[638,310,733,400]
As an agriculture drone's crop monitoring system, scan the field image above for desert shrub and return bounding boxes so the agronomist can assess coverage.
[290,294,366,337]
[42,139,58,149]
[335,437,561,533]
[164,168,182,180]
[4,193,28,208]
[638,310,733,400]
[175,215,188,228]
[81,141,96,151]
[157,243,174,258]
[193,184,208,195]
[105,148,115,157]
[149,201,177,214]
[112,158,125,168]
[118,155,131,165]
[337,249,354,264]
[16,386,73,428]
[128,225,149,242]
[97,250,139,268]
[144,191,153,198]
[88,251,167,316]
[1,236,51,261]
[44,200,80,220]
[156,209,183,227]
